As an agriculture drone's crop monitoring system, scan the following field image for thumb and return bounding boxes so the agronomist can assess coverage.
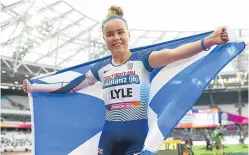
[217,27,223,34]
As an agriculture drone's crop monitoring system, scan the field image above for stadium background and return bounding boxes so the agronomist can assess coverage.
[1,0,248,154]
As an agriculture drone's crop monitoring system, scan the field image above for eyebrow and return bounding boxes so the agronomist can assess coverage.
[106,29,125,34]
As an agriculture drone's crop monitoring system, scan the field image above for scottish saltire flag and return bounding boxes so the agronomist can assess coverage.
[29,30,245,155]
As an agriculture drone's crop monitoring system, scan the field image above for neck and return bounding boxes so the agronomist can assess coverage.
[112,50,132,65]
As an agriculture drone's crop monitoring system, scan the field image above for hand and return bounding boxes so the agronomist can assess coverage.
[23,79,31,93]
[209,27,229,45]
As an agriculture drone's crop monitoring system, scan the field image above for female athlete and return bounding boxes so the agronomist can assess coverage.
[23,5,229,155]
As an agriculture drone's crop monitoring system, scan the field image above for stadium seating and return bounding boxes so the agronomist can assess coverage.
[0,131,32,152]
[7,96,30,110]
[1,114,31,123]
[1,97,19,110]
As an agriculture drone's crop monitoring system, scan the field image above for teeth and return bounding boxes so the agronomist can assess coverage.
[113,43,122,47]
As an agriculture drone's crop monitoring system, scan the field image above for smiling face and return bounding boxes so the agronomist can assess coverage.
[103,19,130,57]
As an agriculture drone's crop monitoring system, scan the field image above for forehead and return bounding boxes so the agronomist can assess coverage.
[103,19,127,33]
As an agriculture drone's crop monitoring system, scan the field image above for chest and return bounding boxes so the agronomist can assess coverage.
[98,62,150,103]
[99,61,147,84]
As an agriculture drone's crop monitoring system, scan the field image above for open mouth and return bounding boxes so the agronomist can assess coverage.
[113,43,123,47]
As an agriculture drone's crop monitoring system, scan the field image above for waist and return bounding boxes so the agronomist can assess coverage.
[105,101,148,121]
[103,119,148,133]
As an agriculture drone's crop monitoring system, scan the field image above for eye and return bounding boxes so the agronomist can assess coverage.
[106,33,113,37]
[119,31,125,34]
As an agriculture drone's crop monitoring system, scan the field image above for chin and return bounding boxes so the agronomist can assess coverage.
[111,49,125,56]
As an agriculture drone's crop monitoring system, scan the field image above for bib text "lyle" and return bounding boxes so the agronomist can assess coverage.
[110,88,132,99]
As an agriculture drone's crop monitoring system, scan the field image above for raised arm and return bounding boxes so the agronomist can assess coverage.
[148,27,229,68]
[23,73,96,94]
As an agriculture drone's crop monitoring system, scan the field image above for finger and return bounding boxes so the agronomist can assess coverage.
[221,31,228,35]
[222,33,228,37]
[222,37,229,42]
[221,35,228,39]
[222,30,228,34]
[221,34,228,38]
[218,27,223,34]
[222,27,227,32]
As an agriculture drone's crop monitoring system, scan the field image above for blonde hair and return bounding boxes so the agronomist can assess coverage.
[102,5,127,32]
[104,5,124,20]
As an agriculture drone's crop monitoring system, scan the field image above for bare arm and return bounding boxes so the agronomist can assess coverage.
[149,27,229,68]
[23,73,95,94]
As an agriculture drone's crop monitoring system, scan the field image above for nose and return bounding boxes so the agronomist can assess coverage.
[113,33,120,41]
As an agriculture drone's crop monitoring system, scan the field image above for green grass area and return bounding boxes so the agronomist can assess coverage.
[192,144,248,155]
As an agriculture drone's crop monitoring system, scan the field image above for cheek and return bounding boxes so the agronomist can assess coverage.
[105,39,112,48]
[122,37,129,46]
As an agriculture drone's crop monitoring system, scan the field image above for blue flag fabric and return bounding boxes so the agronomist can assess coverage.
[29,31,245,155]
